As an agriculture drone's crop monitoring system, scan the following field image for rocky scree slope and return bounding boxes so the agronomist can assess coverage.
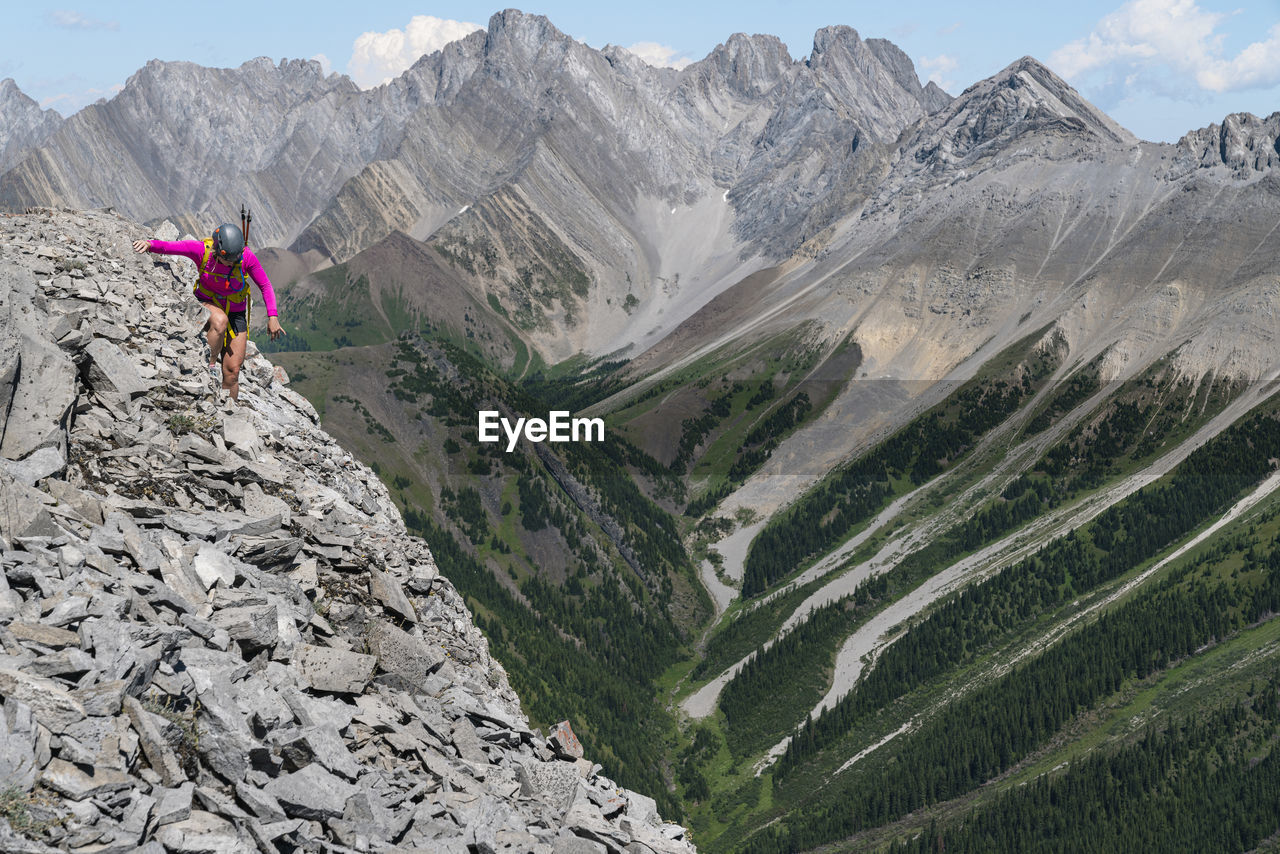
[0,207,693,854]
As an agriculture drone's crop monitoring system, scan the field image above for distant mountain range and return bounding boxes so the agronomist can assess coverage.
[3,10,1277,371]
[3,9,953,362]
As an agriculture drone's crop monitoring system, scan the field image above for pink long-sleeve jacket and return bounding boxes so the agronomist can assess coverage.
[146,239,279,316]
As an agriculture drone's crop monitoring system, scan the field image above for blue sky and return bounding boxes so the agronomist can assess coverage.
[8,2,1280,143]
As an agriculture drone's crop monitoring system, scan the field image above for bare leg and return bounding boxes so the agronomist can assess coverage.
[221,331,248,401]
[204,304,229,365]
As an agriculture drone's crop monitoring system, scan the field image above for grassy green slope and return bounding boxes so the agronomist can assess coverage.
[276,333,708,815]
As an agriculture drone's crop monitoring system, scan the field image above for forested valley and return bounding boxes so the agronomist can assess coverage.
[277,283,1280,853]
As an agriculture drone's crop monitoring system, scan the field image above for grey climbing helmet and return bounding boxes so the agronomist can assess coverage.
[212,223,245,264]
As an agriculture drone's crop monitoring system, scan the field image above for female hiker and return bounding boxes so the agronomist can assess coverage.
[133,222,283,403]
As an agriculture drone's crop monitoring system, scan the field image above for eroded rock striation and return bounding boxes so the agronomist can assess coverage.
[0,207,693,853]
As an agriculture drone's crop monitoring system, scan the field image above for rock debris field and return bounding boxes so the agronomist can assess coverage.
[0,208,694,854]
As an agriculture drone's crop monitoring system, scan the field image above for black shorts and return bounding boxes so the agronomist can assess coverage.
[223,310,247,337]
[196,291,249,342]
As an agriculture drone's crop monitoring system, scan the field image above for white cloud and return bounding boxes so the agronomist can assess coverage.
[347,15,483,89]
[919,54,959,90]
[311,53,333,76]
[1050,0,1280,95]
[623,42,694,70]
[49,10,118,31]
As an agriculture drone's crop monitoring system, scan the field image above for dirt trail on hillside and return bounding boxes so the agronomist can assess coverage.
[680,362,1113,720]
[792,461,1280,780]
[681,490,924,718]
[1005,466,1280,674]
[749,377,1280,769]
[698,558,737,618]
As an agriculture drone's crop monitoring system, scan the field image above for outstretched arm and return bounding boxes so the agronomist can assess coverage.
[132,238,206,265]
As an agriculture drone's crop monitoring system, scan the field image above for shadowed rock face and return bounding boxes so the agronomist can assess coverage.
[0,207,696,853]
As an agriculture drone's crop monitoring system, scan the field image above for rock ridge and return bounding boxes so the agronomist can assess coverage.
[1177,112,1280,175]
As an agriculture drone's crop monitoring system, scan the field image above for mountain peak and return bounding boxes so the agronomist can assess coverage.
[1005,55,1056,79]
[810,24,863,57]
[984,55,1133,144]
[692,32,794,98]
[0,76,63,173]
[485,8,574,50]
[905,52,1135,169]
[800,24,931,145]
[722,31,791,62]
[0,77,37,109]
[471,8,598,87]
[920,80,953,112]
[987,55,1074,92]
